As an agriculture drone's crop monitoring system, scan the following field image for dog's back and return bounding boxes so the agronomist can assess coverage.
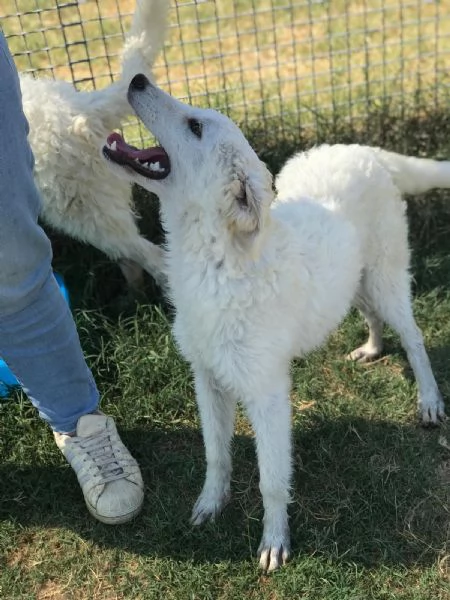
[276,143,450,274]
[275,144,410,271]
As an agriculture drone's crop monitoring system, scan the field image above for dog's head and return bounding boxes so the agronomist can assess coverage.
[103,74,274,240]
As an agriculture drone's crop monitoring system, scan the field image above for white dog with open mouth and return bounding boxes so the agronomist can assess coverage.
[20,0,169,289]
[103,74,448,571]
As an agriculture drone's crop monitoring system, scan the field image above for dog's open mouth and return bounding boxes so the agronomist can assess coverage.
[103,132,170,180]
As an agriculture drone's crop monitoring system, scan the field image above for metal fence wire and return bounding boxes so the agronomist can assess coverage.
[2,0,450,144]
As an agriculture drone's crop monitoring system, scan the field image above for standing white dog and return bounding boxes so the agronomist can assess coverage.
[103,74,448,571]
[19,0,169,288]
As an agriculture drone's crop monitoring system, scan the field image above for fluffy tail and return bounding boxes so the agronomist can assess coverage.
[120,0,170,87]
[78,0,169,123]
[374,148,450,195]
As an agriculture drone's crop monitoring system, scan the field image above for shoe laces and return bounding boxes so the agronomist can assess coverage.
[75,430,133,484]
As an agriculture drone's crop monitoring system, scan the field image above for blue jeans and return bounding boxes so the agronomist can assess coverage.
[0,33,99,433]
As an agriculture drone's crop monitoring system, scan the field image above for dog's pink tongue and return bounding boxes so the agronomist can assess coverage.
[107,132,166,162]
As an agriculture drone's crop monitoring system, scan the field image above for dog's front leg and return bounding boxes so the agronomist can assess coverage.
[245,387,292,572]
[191,368,237,525]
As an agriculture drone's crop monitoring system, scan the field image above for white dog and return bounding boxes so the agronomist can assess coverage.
[103,74,448,571]
[19,0,169,288]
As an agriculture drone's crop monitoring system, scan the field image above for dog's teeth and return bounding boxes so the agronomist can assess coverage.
[110,140,117,151]
[135,158,140,163]
[149,162,163,172]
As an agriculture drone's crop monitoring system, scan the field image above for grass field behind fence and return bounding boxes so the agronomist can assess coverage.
[1,1,450,599]
[3,0,450,141]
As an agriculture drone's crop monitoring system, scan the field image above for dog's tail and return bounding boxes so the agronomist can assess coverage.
[374,148,450,196]
[77,0,169,124]
[120,0,169,89]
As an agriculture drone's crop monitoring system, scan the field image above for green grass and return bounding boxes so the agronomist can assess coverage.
[1,3,450,597]
[1,106,450,599]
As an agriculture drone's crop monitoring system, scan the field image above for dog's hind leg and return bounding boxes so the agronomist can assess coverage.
[244,379,292,572]
[347,282,384,362]
[118,258,145,290]
[364,269,445,425]
[191,368,236,526]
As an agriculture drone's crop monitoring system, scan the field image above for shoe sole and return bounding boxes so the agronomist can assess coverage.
[85,500,143,525]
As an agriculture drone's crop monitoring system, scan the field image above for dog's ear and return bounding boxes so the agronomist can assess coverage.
[226,165,274,236]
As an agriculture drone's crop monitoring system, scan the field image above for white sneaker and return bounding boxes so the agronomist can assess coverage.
[54,414,144,524]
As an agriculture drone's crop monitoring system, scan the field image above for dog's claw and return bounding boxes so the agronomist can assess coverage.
[258,541,290,573]
[190,489,230,526]
[346,344,382,363]
[190,504,219,526]
[420,405,446,427]
[419,390,446,427]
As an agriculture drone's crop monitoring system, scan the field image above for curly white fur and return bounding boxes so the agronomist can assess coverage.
[20,0,169,287]
[106,78,448,571]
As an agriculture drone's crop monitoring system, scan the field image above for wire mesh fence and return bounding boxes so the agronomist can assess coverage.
[2,0,450,144]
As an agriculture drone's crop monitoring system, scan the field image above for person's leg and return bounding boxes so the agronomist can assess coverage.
[0,32,98,434]
[0,34,144,523]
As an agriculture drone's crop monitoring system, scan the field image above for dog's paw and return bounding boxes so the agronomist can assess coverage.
[190,487,230,526]
[419,390,446,427]
[346,343,382,363]
[257,533,290,573]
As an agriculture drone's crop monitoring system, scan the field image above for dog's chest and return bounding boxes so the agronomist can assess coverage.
[171,266,275,369]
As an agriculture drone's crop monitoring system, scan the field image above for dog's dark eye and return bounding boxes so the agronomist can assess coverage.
[188,118,203,139]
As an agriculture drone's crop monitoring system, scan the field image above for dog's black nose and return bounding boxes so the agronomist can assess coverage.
[130,74,149,91]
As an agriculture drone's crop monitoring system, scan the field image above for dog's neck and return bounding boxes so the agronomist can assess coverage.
[160,197,273,281]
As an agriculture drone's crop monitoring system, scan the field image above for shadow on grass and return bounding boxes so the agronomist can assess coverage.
[0,417,447,569]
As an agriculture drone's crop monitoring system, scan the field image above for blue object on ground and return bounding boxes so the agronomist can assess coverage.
[0,272,70,397]
[0,358,20,396]
[53,271,70,306]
